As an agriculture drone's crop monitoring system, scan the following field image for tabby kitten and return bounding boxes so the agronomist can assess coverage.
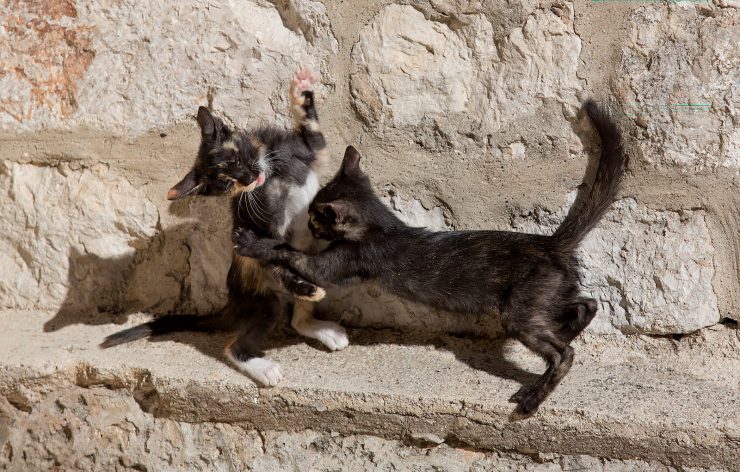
[102,67,348,386]
[233,101,626,415]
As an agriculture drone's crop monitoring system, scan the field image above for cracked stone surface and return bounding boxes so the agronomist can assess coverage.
[0,312,738,471]
[1,387,728,471]
[0,162,159,313]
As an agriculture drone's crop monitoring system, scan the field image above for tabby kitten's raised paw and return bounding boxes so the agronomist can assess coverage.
[291,65,318,98]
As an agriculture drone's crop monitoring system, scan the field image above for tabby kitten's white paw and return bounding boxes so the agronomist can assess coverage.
[225,351,284,387]
[295,320,349,351]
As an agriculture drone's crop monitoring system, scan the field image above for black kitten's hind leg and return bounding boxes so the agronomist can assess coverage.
[558,298,598,343]
[273,266,325,302]
[516,334,574,417]
[502,280,577,417]
[508,298,595,404]
[223,296,285,387]
[508,384,530,404]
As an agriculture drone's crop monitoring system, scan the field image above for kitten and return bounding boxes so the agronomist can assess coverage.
[102,67,348,386]
[233,101,626,415]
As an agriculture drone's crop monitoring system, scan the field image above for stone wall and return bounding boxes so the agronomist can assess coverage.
[1,0,738,337]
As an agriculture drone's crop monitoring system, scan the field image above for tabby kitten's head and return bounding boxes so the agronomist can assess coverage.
[168,107,268,200]
[308,146,386,241]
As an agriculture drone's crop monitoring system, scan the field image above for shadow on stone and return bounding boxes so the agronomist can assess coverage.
[127,322,541,389]
[42,224,539,388]
[43,219,198,333]
[44,247,135,332]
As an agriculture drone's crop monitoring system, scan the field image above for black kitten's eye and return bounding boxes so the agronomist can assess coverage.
[322,207,337,221]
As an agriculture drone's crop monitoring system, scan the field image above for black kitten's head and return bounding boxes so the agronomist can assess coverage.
[168,107,268,200]
[308,146,378,241]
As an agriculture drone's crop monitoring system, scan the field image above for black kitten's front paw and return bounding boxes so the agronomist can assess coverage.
[233,228,260,257]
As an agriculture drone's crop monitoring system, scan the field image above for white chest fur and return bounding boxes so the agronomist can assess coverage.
[279,170,320,251]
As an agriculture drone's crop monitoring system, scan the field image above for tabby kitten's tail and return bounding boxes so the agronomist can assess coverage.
[100,312,226,348]
[551,100,627,251]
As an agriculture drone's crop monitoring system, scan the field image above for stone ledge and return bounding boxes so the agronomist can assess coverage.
[1,311,738,470]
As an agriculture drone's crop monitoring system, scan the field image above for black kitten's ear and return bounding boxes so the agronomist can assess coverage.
[197,106,216,138]
[340,146,362,175]
[167,170,201,200]
[316,201,350,223]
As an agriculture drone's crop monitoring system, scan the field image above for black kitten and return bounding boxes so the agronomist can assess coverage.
[102,68,348,386]
[233,101,626,414]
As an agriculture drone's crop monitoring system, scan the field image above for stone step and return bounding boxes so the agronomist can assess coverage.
[1,311,738,470]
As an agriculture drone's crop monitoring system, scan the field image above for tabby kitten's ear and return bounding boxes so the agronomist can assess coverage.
[197,106,216,139]
[167,170,202,200]
[316,202,351,224]
[340,146,362,175]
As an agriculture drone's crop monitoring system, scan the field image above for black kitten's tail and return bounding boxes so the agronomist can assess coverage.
[100,312,226,348]
[551,100,627,252]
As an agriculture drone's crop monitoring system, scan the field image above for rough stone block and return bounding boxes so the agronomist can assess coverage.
[351,2,582,151]
[512,197,720,334]
[0,162,159,315]
[0,0,336,134]
[619,4,739,171]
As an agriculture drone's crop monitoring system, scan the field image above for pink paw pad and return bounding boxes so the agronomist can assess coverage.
[290,66,318,98]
